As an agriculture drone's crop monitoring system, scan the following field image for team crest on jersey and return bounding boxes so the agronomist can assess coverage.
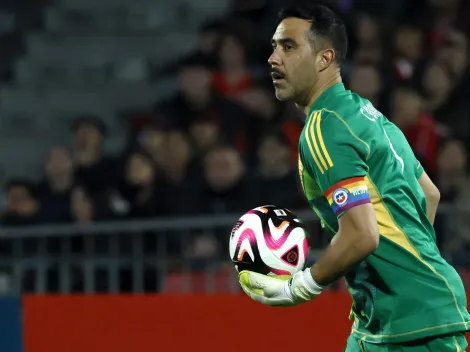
[332,188,349,207]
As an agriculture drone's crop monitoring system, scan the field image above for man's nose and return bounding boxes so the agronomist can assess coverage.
[268,51,281,66]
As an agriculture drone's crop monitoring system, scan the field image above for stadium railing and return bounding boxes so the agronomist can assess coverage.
[0,203,465,294]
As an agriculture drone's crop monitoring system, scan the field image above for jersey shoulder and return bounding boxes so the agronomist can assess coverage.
[319,90,382,132]
[300,92,374,160]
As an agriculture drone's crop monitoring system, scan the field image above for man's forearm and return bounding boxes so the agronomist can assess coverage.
[417,172,440,225]
[426,198,439,225]
[309,230,378,286]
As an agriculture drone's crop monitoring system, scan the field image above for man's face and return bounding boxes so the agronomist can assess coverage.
[349,65,381,100]
[74,123,102,151]
[45,146,73,177]
[204,149,244,191]
[394,27,423,60]
[179,66,212,99]
[268,18,320,105]
[6,186,37,215]
[258,136,290,169]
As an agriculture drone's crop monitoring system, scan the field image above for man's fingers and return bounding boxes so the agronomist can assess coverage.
[239,271,291,298]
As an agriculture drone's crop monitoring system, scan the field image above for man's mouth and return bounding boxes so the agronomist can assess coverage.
[271,72,285,82]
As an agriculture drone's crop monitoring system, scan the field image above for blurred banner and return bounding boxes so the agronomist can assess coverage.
[22,293,470,352]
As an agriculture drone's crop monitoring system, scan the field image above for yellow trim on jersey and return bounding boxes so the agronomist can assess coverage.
[313,111,334,169]
[304,112,325,174]
[310,112,329,171]
[364,175,468,335]
[307,108,468,340]
[365,176,420,257]
[454,336,462,352]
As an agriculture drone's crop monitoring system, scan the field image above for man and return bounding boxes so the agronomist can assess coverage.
[239,4,470,351]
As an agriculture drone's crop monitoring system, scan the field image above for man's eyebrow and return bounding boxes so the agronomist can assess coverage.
[271,37,297,46]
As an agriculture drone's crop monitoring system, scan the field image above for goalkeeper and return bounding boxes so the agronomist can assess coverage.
[239,4,470,351]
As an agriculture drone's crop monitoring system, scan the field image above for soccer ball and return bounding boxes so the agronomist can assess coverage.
[229,205,310,276]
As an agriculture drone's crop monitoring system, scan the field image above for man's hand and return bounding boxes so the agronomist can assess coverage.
[238,268,324,307]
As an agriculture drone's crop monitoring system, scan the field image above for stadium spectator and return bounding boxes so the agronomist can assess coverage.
[434,138,469,249]
[1,180,41,226]
[420,61,452,113]
[353,13,384,63]
[201,145,252,214]
[391,86,441,177]
[392,24,425,82]
[347,63,386,111]
[251,130,303,209]
[136,122,168,170]
[115,151,167,219]
[36,146,74,223]
[70,186,94,224]
[162,129,204,216]
[212,31,254,99]
[72,115,118,195]
[158,57,250,153]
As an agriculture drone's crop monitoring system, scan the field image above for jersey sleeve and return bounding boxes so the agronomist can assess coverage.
[300,110,371,218]
[415,159,424,179]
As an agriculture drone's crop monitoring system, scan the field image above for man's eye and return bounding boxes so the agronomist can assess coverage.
[284,44,294,51]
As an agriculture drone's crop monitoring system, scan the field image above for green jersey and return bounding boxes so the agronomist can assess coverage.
[298,83,470,344]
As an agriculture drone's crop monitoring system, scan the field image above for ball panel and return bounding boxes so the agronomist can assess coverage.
[229,205,311,276]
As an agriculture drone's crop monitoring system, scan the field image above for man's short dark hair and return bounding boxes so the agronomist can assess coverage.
[278,4,348,66]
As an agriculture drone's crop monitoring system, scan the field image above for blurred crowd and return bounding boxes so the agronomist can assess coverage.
[2,0,470,267]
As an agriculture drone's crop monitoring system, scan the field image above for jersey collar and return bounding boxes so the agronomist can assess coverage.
[308,83,346,116]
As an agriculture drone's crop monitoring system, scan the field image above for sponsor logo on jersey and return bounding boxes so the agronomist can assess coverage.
[360,103,382,121]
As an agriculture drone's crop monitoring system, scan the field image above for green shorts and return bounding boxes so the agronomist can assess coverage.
[345,333,468,352]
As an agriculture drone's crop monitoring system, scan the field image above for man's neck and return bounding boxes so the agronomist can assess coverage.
[303,75,342,115]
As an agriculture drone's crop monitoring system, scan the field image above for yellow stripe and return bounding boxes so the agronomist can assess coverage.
[311,112,330,170]
[365,175,468,330]
[304,112,325,174]
[454,336,462,352]
[357,340,366,352]
[365,175,420,257]
[315,111,334,167]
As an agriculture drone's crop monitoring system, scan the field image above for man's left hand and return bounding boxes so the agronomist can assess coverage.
[238,268,324,307]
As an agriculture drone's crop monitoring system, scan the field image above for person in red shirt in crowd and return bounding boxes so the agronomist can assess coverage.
[212,31,254,98]
[391,85,443,178]
[392,24,426,83]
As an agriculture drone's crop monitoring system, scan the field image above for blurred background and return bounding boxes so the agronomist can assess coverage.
[1,0,470,296]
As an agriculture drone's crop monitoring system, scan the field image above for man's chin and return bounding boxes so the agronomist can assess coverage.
[274,88,292,101]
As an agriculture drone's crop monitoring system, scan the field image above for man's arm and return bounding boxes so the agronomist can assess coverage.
[418,171,440,225]
[300,111,378,286]
[310,203,379,286]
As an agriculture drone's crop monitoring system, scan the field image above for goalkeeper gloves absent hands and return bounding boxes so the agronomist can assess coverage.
[238,268,324,307]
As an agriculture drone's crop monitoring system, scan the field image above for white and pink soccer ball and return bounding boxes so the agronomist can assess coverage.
[229,205,311,276]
